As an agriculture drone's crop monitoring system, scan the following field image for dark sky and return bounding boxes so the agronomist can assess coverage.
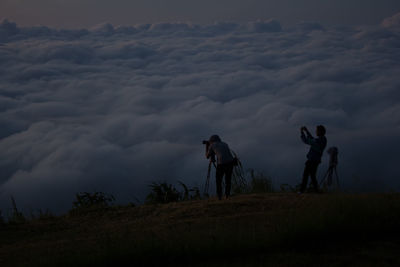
[1,0,400,27]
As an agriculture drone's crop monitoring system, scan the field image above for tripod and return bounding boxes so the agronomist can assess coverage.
[320,165,340,190]
[320,146,340,191]
[204,159,216,197]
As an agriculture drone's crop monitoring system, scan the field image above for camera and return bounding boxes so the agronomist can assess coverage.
[202,140,209,145]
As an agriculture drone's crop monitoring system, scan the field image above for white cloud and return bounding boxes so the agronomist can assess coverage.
[1,14,400,213]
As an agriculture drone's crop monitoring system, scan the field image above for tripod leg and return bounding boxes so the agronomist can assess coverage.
[327,169,333,186]
[319,169,329,187]
[334,167,340,189]
[204,161,212,196]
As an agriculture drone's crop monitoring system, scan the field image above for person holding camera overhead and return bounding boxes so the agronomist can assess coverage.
[204,135,235,200]
[299,125,327,193]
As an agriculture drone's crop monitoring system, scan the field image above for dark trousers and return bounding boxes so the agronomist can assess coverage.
[300,160,320,193]
[216,162,234,200]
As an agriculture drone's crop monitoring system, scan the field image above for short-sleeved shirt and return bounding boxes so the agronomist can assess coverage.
[207,141,234,165]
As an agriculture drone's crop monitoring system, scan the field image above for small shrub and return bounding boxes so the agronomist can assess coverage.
[248,169,274,193]
[232,168,275,195]
[70,192,115,215]
[145,182,181,204]
[9,196,25,224]
[145,181,202,204]
[179,181,201,201]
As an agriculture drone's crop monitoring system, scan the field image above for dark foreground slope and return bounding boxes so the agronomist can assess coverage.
[1,193,400,267]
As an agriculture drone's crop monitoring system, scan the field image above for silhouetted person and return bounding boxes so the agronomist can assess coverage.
[205,135,235,200]
[299,125,327,193]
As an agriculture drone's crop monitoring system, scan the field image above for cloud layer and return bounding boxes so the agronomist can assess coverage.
[1,15,400,213]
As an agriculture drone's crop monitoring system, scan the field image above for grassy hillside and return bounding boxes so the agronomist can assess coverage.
[1,193,400,266]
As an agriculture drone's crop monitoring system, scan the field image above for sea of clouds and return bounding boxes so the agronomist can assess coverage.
[1,13,400,214]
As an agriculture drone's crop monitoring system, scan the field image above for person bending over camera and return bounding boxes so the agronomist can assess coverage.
[299,125,327,193]
[205,135,235,200]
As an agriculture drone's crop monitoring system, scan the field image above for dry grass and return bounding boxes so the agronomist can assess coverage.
[1,193,400,266]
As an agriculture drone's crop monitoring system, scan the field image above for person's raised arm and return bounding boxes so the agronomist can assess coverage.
[301,126,309,144]
[303,127,313,138]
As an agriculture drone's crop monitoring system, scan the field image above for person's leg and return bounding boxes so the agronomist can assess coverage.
[224,163,234,198]
[216,165,223,200]
[310,162,320,192]
[300,161,311,193]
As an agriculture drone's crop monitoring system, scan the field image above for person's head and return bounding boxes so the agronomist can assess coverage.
[316,125,326,136]
[209,135,221,144]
